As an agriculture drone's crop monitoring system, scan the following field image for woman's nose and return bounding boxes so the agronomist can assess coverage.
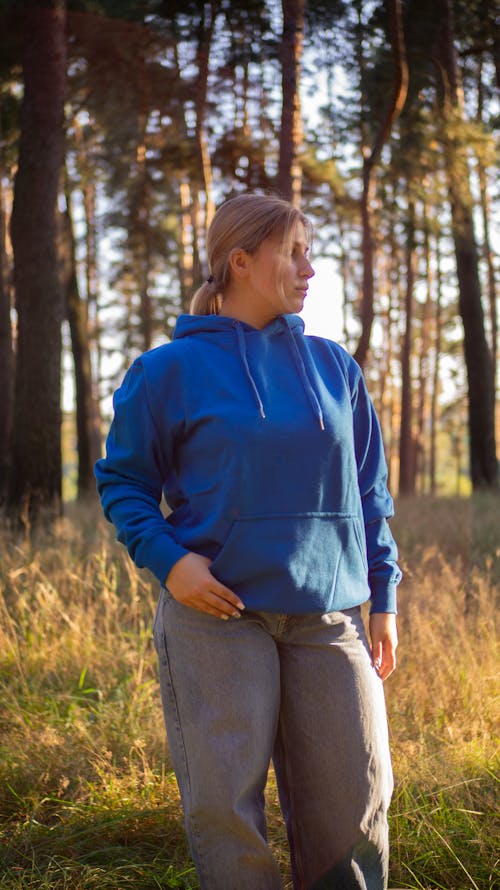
[304,259,315,279]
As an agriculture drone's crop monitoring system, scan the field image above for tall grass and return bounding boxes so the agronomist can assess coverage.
[0,495,498,889]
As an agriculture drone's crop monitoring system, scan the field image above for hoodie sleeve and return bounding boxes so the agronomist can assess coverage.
[349,364,402,613]
[94,359,190,584]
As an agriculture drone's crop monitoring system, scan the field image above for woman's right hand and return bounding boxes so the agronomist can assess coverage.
[165,552,245,620]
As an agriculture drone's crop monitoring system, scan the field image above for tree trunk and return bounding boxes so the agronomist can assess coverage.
[477,164,498,381]
[430,234,443,495]
[476,56,498,390]
[8,0,66,527]
[436,0,498,488]
[74,116,101,406]
[277,0,304,206]
[416,202,433,493]
[194,1,216,238]
[0,143,14,506]
[59,199,101,497]
[135,127,153,352]
[399,197,416,495]
[172,29,203,304]
[386,182,403,490]
[377,188,398,490]
[179,179,194,312]
[354,0,408,369]
[82,160,101,407]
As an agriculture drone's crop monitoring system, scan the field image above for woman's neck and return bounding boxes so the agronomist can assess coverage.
[219,287,277,330]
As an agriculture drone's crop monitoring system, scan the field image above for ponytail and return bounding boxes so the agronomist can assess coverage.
[189,281,223,316]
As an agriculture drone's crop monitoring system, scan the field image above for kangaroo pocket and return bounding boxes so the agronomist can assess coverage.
[210,512,370,612]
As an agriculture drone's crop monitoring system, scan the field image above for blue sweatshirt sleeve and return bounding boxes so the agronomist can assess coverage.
[94,360,189,584]
[350,365,402,613]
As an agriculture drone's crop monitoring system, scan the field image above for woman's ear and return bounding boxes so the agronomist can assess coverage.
[228,247,251,279]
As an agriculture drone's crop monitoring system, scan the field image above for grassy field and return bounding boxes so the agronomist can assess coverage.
[0,495,498,889]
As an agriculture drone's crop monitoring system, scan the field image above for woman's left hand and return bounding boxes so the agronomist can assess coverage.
[369,612,398,681]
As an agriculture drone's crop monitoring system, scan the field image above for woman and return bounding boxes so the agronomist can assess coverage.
[95,193,401,890]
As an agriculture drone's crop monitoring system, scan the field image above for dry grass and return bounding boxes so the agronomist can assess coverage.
[0,495,498,889]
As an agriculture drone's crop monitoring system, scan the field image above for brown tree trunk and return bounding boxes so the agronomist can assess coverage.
[381,206,397,490]
[476,56,498,391]
[354,0,408,369]
[59,200,101,497]
[194,1,216,238]
[135,131,153,352]
[399,197,416,495]
[172,30,204,304]
[477,165,498,380]
[74,116,101,405]
[277,0,304,206]
[82,163,101,405]
[337,213,353,352]
[8,0,66,527]
[436,0,498,488]
[379,182,402,490]
[416,202,433,493]
[430,234,443,495]
[179,180,194,312]
[191,190,203,288]
[0,148,14,506]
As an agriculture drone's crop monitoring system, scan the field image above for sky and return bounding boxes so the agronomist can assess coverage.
[299,256,345,343]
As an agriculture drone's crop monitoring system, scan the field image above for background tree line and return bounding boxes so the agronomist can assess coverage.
[0,0,498,529]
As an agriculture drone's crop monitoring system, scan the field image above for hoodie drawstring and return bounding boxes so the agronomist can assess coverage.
[235,322,266,419]
[281,317,326,430]
[234,318,325,430]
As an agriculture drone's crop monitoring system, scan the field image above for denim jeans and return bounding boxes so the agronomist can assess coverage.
[153,589,393,890]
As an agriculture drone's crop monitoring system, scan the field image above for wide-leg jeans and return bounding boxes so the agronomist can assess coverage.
[153,587,393,890]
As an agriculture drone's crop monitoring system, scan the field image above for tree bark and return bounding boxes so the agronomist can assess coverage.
[194,1,216,238]
[134,124,153,352]
[354,0,408,369]
[398,196,416,495]
[8,0,67,527]
[476,56,498,390]
[172,28,203,305]
[277,0,304,206]
[59,199,101,497]
[416,202,433,493]
[436,0,498,488]
[430,234,443,495]
[0,142,14,506]
[75,119,101,410]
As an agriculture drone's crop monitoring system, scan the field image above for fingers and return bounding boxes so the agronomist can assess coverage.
[371,639,383,675]
[186,580,245,620]
[369,612,398,682]
[197,588,245,620]
[209,576,245,613]
[377,641,397,681]
[165,552,245,620]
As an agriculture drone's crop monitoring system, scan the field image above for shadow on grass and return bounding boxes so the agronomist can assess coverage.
[0,802,198,889]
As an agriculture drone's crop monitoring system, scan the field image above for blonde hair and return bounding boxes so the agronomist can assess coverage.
[190,194,312,316]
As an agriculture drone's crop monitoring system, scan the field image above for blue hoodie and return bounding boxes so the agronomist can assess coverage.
[95,313,401,614]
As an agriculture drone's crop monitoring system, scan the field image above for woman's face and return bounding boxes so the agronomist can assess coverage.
[245,221,315,323]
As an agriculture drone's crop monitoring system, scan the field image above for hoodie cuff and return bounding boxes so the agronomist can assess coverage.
[136,533,190,586]
[369,579,398,614]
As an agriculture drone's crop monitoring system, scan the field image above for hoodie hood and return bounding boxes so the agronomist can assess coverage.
[173,312,306,339]
[173,313,325,429]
